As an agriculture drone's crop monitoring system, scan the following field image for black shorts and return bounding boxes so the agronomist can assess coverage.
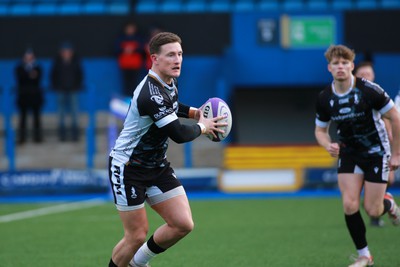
[109,156,185,211]
[338,153,390,184]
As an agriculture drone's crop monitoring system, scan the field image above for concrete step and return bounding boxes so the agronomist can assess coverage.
[0,111,224,171]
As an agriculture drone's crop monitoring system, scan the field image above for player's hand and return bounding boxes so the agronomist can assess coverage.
[389,153,400,171]
[326,143,340,158]
[197,109,227,136]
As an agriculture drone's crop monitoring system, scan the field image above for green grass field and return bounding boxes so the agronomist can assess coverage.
[1,196,399,267]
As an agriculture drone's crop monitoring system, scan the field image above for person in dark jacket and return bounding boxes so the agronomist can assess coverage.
[15,48,44,144]
[50,42,83,141]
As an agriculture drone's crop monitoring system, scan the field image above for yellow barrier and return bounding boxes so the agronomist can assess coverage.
[224,145,336,170]
[220,145,337,192]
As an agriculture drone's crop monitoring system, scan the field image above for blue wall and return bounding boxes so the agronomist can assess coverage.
[228,11,344,86]
[0,58,122,113]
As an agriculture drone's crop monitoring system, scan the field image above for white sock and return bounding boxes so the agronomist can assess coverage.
[357,246,371,258]
[133,242,157,266]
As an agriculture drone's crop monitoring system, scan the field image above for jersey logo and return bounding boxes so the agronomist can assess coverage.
[374,167,379,174]
[151,95,164,105]
[131,187,137,199]
[354,93,359,104]
[149,82,161,95]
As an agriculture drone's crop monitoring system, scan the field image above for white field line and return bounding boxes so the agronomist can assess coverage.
[0,198,106,223]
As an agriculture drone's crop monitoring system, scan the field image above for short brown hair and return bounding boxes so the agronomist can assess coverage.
[149,32,182,55]
[324,45,355,63]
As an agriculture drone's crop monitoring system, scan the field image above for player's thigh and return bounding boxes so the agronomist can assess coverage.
[363,181,387,214]
[151,194,193,229]
[337,173,364,213]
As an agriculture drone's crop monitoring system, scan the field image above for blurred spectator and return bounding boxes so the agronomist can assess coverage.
[50,42,83,142]
[15,48,44,144]
[115,21,146,97]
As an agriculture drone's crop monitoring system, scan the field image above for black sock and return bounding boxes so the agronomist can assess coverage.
[345,211,367,249]
[147,235,166,254]
[382,198,392,215]
[109,258,118,267]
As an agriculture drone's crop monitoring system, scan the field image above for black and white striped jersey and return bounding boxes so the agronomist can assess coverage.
[315,76,393,156]
[110,70,181,167]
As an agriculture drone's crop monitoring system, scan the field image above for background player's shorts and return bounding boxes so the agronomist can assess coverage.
[338,153,390,183]
[109,157,185,211]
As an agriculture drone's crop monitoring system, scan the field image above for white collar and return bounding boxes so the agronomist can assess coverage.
[149,69,175,91]
[331,75,354,96]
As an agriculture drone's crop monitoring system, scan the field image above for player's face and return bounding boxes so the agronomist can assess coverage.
[152,42,182,84]
[328,56,354,82]
[355,66,375,82]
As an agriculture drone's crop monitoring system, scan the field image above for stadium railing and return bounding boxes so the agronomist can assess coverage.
[1,83,97,171]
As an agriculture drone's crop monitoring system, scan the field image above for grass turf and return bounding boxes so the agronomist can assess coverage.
[0,197,399,266]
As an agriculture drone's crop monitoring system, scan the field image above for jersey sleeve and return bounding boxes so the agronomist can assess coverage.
[365,80,393,114]
[177,102,190,118]
[315,91,331,128]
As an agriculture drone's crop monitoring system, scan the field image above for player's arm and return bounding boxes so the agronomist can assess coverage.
[161,110,227,144]
[177,102,199,120]
[160,119,202,144]
[315,124,339,158]
[382,106,400,169]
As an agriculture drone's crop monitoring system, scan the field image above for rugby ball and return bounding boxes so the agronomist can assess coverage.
[200,97,232,142]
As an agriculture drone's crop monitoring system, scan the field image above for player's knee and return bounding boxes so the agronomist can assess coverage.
[364,205,381,218]
[176,218,194,236]
[126,229,148,246]
[343,199,359,214]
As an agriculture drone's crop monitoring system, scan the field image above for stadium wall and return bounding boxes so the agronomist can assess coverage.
[1,11,400,144]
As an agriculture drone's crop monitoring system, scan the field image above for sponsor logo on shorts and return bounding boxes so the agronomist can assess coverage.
[131,187,137,199]
[113,165,122,195]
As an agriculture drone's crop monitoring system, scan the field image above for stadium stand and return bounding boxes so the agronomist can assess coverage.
[0,0,131,16]
[223,145,336,170]
[0,0,397,16]
[133,0,400,13]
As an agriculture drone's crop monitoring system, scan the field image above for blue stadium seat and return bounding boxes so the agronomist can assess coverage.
[34,2,57,15]
[59,3,81,14]
[185,0,207,12]
[355,0,378,9]
[234,0,255,12]
[83,1,107,14]
[282,0,304,10]
[159,0,182,13]
[258,0,280,10]
[136,0,158,13]
[209,0,232,12]
[332,0,354,9]
[109,1,130,14]
[0,4,8,15]
[381,0,400,8]
[307,0,329,9]
[9,3,32,15]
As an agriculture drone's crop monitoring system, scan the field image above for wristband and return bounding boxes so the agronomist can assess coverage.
[189,107,197,119]
[197,123,206,134]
